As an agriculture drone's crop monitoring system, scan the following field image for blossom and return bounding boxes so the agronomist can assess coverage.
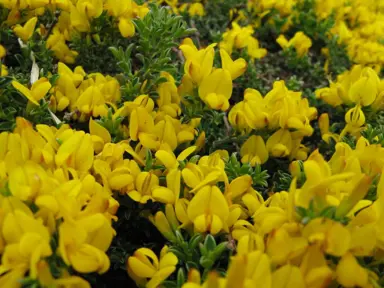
[127,246,178,288]
[277,32,312,56]
[198,69,232,111]
[13,17,37,42]
[12,78,51,106]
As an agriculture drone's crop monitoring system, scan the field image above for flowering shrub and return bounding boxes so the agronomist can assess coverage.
[1,0,384,287]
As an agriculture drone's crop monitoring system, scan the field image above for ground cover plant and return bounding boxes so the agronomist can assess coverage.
[1,0,384,287]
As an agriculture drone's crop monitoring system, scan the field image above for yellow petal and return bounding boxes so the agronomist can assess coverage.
[12,81,39,105]
[152,187,175,204]
[89,118,111,144]
[176,146,196,161]
[198,69,232,100]
[118,17,135,38]
[325,222,351,257]
[272,265,305,288]
[228,175,252,199]
[31,78,52,101]
[55,132,83,166]
[336,253,369,287]
[155,150,178,170]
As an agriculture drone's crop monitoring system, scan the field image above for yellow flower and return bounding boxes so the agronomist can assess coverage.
[56,133,94,178]
[70,3,91,32]
[296,150,355,209]
[75,85,109,118]
[349,67,379,106]
[266,129,292,158]
[118,17,135,38]
[226,250,271,287]
[225,174,253,201]
[220,49,247,80]
[299,245,333,288]
[236,233,265,254]
[188,3,205,17]
[0,210,52,279]
[318,113,339,144]
[181,163,205,189]
[0,268,26,287]
[12,78,52,106]
[246,37,268,60]
[180,41,216,84]
[58,220,110,274]
[240,135,269,166]
[198,69,232,111]
[129,107,155,142]
[152,168,181,204]
[155,146,196,171]
[76,0,103,19]
[277,32,312,57]
[126,171,159,204]
[89,118,111,153]
[0,45,5,58]
[1,64,8,76]
[127,246,178,288]
[187,185,229,234]
[266,227,308,265]
[36,260,91,288]
[8,160,57,201]
[335,174,372,218]
[13,17,38,42]
[272,264,305,288]
[93,158,136,193]
[104,0,130,17]
[336,253,369,287]
[149,205,179,242]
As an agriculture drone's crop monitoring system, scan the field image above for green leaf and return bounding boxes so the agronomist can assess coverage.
[0,121,15,131]
[199,256,214,269]
[189,234,203,250]
[177,268,186,288]
[204,234,216,251]
[211,242,228,260]
[296,206,307,218]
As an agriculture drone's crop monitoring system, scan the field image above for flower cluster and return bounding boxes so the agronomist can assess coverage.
[316,65,383,141]
[220,22,268,60]
[229,81,317,162]
[277,32,313,57]
[0,118,118,286]
[2,0,384,287]
[179,38,247,111]
[129,140,384,287]
[318,0,384,68]
[2,0,148,64]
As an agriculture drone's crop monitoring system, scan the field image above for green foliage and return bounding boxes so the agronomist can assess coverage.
[326,36,351,75]
[167,233,229,286]
[291,0,335,43]
[97,109,126,142]
[70,11,133,74]
[225,153,269,189]
[296,200,349,225]
[110,4,195,101]
[362,124,384,146]
[182,0,248,46]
